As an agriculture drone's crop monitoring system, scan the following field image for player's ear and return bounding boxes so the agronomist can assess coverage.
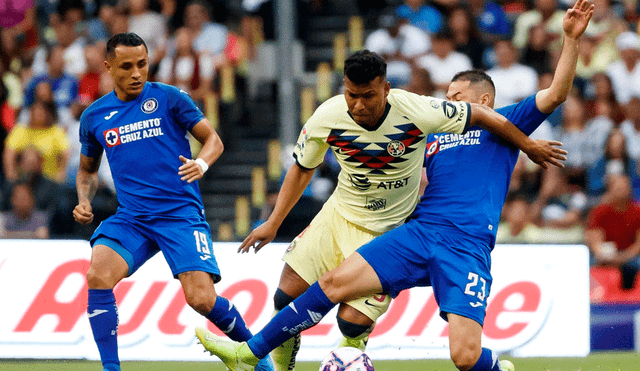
[104,60,111,73]
[480,92,491,106]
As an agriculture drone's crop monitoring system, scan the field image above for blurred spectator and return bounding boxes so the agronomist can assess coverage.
[586,174,640,290]
[587,129,640,198]
[621,95,640,160]
[447,5,488,69]
[532,166,588,231]
[3,100,69,184]
[395,0,445,34]
[607,31,640,105]
[157,27,215,102]
[553,93,611,176]
[365,12,431,87]
[487,38,538,108]
[401,67,436,96]
[0,78,15,185]
[417,27,471,97]
[576,29,614,81]
[521,24,552,75]
[467,0,511,41]
[24,45,79,112]
[84,0,118,43]
[0,48,23,110]
[127,0,168,66]
[0,180,50,239]
[78,43,106,104]
[53,3,89,78]
[512,0,565,51]
[496,192,541,243]
[184,0,228,58]
[584,72,625,124]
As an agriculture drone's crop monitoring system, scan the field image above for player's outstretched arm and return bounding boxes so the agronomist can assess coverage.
[238,163,315,254]
[536,0,594,113]
[179,119,224,183]
[73,154,101,225]
[469,104,567,169]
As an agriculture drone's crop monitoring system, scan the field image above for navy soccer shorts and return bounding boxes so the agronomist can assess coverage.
[90,211,221,281]
[357,220,493,326]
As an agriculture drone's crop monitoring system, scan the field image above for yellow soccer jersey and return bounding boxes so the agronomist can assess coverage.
[293,89,471,233]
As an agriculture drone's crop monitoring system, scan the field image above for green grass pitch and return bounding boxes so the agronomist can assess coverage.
[1,352,639,371]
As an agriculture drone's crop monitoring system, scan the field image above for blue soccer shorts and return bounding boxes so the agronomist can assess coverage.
[357,220,493,326]
[90,211,221,281]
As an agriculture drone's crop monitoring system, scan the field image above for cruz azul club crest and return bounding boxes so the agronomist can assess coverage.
[141,98,158,114]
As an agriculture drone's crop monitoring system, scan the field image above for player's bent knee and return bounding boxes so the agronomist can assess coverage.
[273,288,296,311]
[184,290,216,315]
[337,317,373,339]
[86,267,118,289]
[450,343,482,371]
[318,273,348,303]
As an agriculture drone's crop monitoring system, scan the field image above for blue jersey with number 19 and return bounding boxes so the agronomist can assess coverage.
[413,94,549,246]
[79,82,206,218]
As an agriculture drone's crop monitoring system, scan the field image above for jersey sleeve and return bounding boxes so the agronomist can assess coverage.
[166,84,206,131]
[292,114,330,170]
[79,108,104,158]
[416,95,471,135]
[496,94,549,136]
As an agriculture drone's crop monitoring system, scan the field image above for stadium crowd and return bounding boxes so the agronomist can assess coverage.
[1,0,640,288]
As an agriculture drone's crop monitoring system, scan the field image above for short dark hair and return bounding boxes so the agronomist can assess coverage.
[451,69,496,96]
[344,50,387,85]
[106,32,148,59]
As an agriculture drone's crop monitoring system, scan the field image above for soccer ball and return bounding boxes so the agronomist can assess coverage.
[319,347,375,371]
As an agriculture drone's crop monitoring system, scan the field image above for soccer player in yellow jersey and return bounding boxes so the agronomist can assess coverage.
[237,50,565,371]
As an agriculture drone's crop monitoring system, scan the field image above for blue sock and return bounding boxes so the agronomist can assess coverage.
[469,348,500,371]
[247,282,336,359]
[87,289,120,371]
[206,296,253,342]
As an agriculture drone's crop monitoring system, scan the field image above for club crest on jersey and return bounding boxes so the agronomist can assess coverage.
[103,129,121,147]
[141,98,158,114]
[387,140,406,157]
[426,140,439,157]
[430,99,440,109]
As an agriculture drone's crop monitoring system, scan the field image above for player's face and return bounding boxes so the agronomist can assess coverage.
[105,44,149,101]
[446,80,494,108]
[343,75,390,128]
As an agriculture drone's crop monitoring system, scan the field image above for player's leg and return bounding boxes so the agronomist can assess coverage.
[86,242,129,371]
[86,215,155,371]
[336,304,374,350]
[159,215,273,370]
[270,264,309,371]
[448,313,513,371]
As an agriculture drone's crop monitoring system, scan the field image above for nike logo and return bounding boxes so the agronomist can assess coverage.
[88,309,109,318]
[470,302,483,308]
[200,255,211,261]
[223,317,237,333]
[104,111,118,120]
[364,299,378,307]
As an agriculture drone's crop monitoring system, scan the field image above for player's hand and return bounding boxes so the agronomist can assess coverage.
[73,203,94,225]
[238,221,278,254]
[524,140,567,170]
[178,155,205,183]
[563,0,594,40]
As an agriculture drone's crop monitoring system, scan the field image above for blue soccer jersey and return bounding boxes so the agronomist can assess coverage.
[413,94,549,246]
[79,82,206,217]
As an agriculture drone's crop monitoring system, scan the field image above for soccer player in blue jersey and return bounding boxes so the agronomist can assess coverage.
[193,1,593,370]
[72,33,273,371]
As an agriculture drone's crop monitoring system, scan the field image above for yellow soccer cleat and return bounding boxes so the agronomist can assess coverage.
[195,327,260,371]
[499,359,515,371]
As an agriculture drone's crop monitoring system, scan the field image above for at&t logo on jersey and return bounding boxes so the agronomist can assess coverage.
[141,98,158,114]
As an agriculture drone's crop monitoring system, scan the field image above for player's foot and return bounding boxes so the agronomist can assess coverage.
[499,359,515,371]
[103,362,121,371]
[337,335,368,351]
[270,333,300,371]
[195,327,259,371]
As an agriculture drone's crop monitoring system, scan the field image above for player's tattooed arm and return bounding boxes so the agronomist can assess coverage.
[73,154,101,225]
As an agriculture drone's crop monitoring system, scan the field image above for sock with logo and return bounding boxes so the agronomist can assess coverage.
[469,348,501,371]
[248,282,336,359]
[206,296,253,342]
[87,289,120,371]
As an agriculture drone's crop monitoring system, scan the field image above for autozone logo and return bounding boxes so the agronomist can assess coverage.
[8,260,551,351]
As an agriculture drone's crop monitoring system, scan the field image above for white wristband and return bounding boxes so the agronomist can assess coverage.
[195,158,209,173]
